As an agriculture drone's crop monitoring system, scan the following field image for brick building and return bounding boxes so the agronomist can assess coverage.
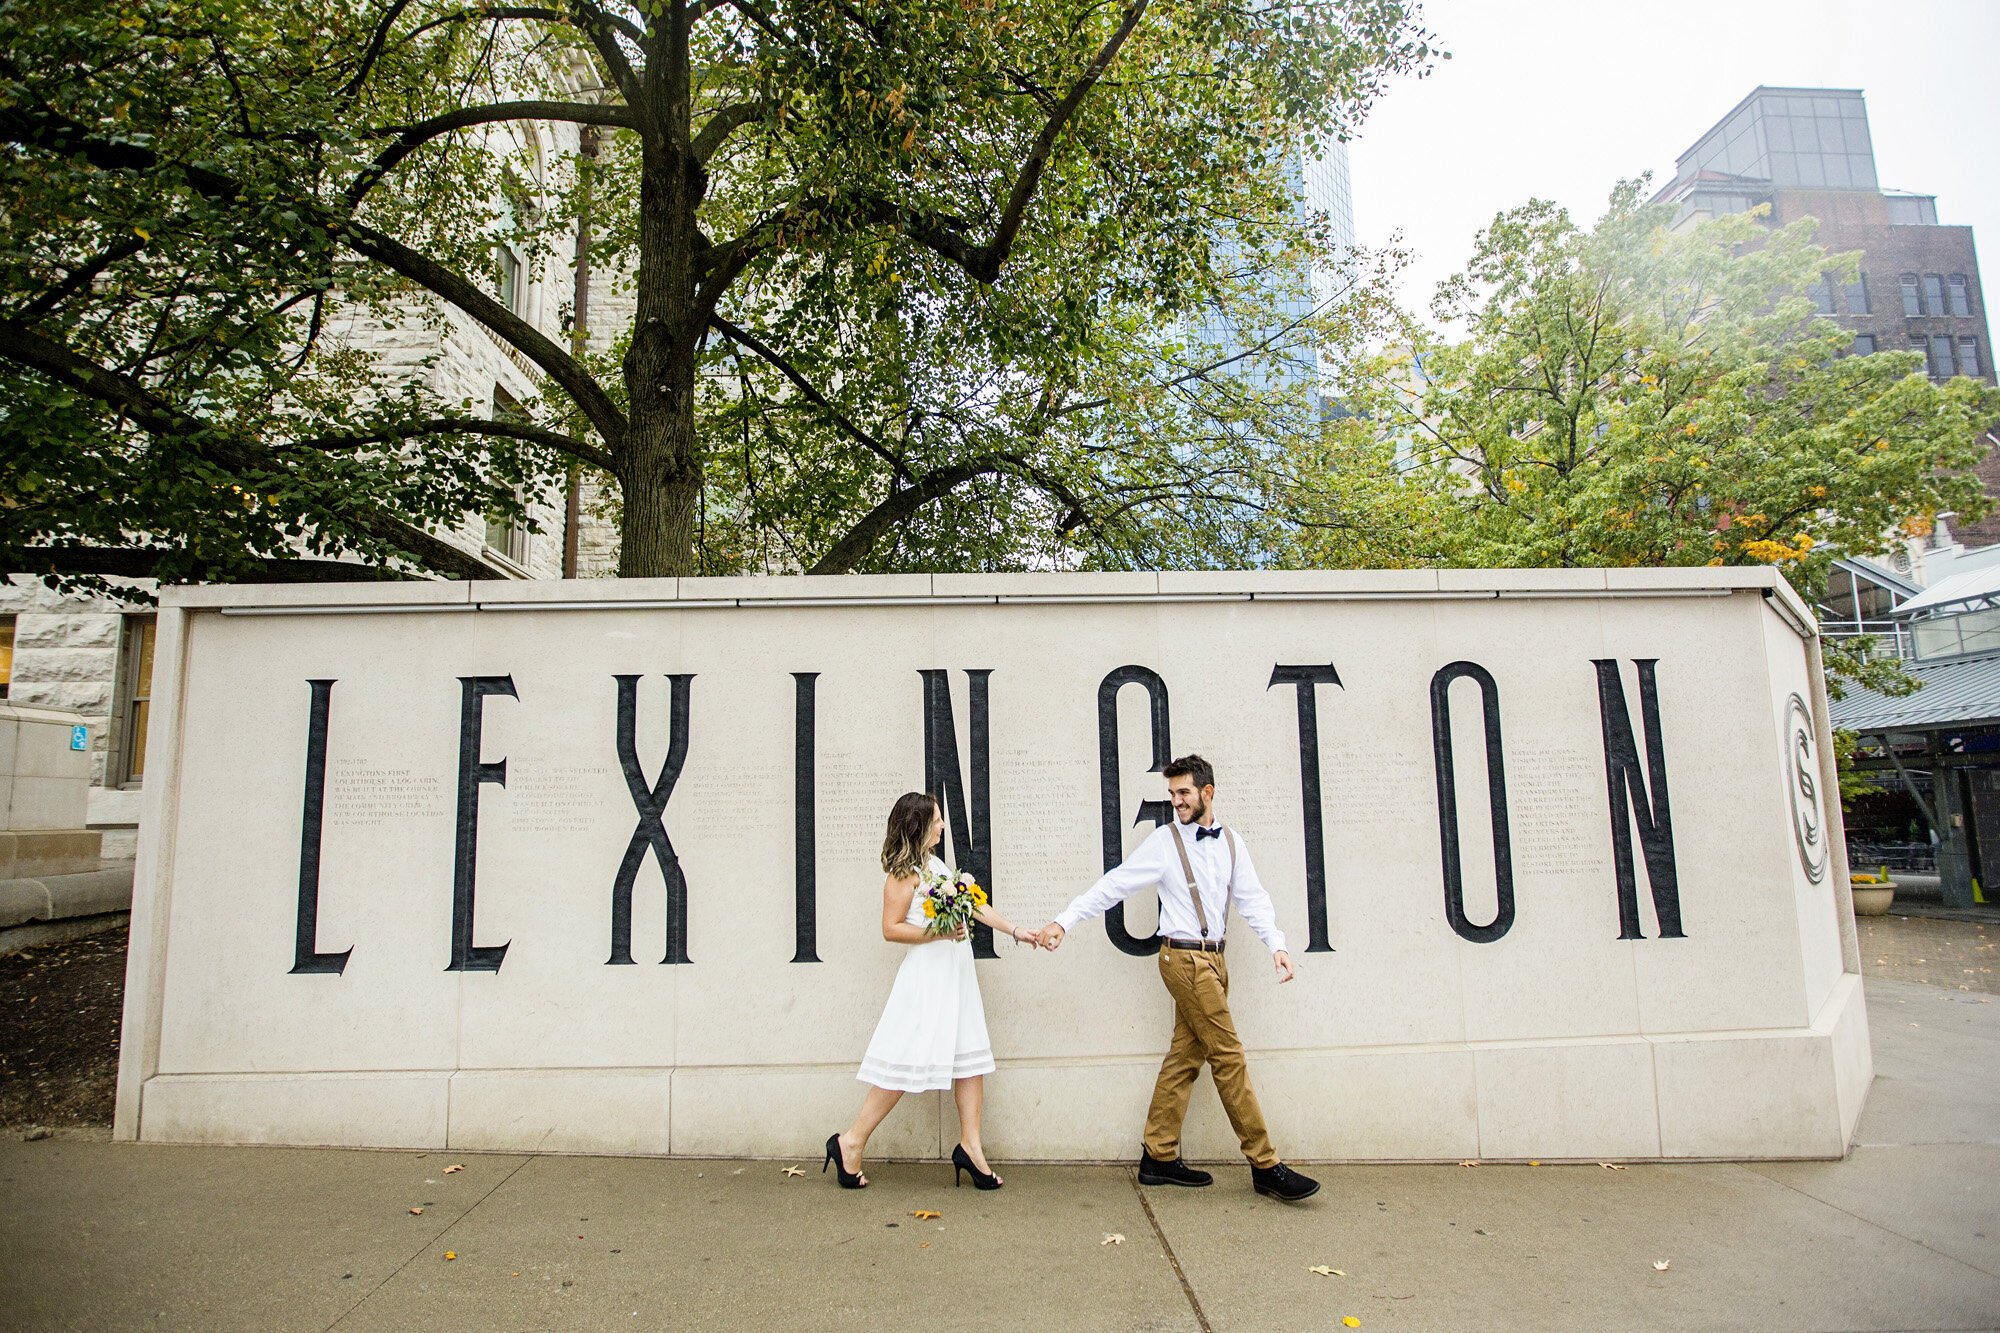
[1651,87,1998,542]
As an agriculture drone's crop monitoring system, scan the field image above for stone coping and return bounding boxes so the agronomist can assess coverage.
[161,567,1814,634]
[0,864,135,930]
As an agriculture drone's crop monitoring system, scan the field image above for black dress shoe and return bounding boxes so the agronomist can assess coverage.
[1137,1153,1214,1186]
[1251,1162,1320,1202]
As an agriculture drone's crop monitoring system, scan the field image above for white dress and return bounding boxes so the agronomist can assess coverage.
[857,856,996,1092]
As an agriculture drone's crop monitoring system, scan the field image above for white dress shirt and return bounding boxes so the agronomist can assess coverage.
[1054,822,1288,953]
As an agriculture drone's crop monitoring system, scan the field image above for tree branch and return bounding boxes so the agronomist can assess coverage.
[12,237,146,324]
[337,220,627,448]
[709,315,912,482]
[692,99,765,164]
[684,0,737,29]
[0,104,630,455]
[808,458,1005,574]
[0,319,510,580]
[341,0,416,101]
[975,0,1151,280]
[565,0,645,108]
[293,415,614,471]
[347,100,638,207]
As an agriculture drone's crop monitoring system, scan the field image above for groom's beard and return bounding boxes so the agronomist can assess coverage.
[1177,796,1209,825]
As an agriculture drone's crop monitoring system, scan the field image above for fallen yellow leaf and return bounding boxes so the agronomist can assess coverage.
[1308,1265,1337,1277]
[1343,1319,1361,1328]
[1458,1160,1480,1168]
[919,1241,931,1249]
[1600,1162,1628,1171]
[443,1251,457,1261]
[780,1166,805,1178]
[408,1207,424,1215]
[911,1210,940,1220]
[1528,1160,1541,1167]
[443,1164,465,1174]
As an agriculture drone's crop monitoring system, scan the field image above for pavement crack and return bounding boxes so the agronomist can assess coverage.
[1129,1168,1212,1333]
[322,1152,537,1332]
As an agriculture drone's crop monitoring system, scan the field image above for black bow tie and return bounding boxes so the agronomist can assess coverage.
[1194,825,1222,841]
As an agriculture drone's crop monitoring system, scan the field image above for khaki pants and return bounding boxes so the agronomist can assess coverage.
[1142,946,1278,1168]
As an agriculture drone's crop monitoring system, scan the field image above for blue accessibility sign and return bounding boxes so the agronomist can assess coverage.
[70,724,89,751]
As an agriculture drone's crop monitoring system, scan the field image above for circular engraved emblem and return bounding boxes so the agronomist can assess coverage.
[1786,692,1828,884]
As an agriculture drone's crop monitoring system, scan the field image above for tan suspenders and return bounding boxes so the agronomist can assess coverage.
[1167,825,1235,941]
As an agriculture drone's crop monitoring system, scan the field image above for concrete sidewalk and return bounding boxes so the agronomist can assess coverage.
[3,978,1996,1333]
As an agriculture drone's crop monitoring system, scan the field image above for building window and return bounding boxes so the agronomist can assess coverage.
[483,387,532,569]
[485,499,530,568]
[495,247,523,317]
[1901,274,1923,317]
[1844,274,1870,315]
[1948,275,1973,318]
[0,615,12,699]
[1807,276,1836,315]
[1960,338,1983,378]
[1888,196,1939,225]
[1929,336,1956,379]
[1850,334,1877,356]
[1923,274,1946,315]
[118,616,157,785]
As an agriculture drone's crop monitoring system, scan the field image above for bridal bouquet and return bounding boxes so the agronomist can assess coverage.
[920,867,987,937]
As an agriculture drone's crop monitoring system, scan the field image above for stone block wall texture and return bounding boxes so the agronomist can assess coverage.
[114,570,1871,1162]
[2,579,138,790]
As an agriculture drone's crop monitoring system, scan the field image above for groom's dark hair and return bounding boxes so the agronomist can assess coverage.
[1163,754,1215,790]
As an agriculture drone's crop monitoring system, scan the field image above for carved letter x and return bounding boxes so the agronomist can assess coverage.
[610,674,694,965]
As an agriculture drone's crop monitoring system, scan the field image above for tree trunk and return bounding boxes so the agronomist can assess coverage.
[618,47,702,579]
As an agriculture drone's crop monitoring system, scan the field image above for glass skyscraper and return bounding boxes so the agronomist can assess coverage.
[1186,139,1356,409]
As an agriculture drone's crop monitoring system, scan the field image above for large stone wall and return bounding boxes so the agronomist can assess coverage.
[114,569,1870,1162]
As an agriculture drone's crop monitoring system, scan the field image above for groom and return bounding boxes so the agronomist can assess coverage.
[1038,754,1320,1203]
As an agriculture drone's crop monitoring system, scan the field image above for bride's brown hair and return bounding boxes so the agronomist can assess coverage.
[881,791,940,878]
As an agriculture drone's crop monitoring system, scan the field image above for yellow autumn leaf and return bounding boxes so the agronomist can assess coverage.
[134,226,151,242]
[409,1207,424,1215]
[1343,1319,1362,1328]
[911,1210,940,1220]
[443,1251,457,1261]
[443,1164,465,1173]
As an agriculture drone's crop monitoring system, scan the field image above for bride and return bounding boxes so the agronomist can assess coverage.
[826,791,1037,1190]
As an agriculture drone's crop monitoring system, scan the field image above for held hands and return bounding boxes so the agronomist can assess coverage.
[1035,922,1066,952]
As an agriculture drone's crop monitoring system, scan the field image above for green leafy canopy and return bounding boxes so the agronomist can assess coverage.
[0,0,1438,588]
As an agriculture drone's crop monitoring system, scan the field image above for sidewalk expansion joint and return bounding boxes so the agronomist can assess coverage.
[1129,1168,1213,1333]
[322,1152,537,1333]
[1740,1163,2000,1283]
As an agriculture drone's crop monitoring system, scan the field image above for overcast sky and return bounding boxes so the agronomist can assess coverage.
[1345,0,2000,317]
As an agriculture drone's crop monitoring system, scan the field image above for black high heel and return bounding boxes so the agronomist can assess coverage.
[952,1143,1003,1190]
[825,1133,866,1189]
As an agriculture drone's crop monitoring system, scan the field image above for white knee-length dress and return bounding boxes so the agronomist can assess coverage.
[857,856,996,1092]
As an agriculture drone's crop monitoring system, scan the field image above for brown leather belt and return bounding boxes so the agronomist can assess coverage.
[1162,938,1224,953]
